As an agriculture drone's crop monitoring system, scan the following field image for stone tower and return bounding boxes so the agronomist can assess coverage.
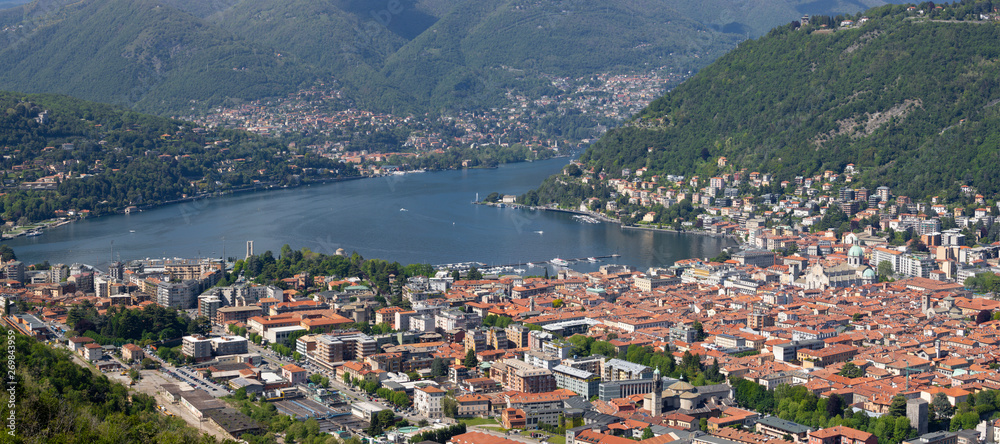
[907,398,928,435]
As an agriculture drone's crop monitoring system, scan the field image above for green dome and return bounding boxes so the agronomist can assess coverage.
[863,268,876,279]
[848,245,864,257]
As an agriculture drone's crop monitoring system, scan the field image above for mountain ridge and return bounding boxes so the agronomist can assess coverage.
[0,0,889,115]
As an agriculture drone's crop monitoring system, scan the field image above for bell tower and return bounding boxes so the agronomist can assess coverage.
[648,368,662,416]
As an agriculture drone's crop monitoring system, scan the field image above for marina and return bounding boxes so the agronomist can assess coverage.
[434,253,621,273]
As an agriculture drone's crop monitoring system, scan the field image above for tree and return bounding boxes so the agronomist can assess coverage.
[366,409,396,435]
[838,362,864,378]
[976,309,992,324]
[187,316,211,335]
[641,427,654,440]
[141,357,158,369]
[893,416,911,442]
[431,357,446,377]
[467,267,482,280]
[692,321,706,341]
[932,392,955,419]
[0,245,15,261]
[705,358,722,383]
[888,395,908,417]
[826,394,843,418]
[878,261,894,280]
[463,349,479,368]
[591,340,616,357]
[443,396,458,418]
[552,299,564,308]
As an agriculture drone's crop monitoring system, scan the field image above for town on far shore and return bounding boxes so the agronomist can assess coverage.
[4,156,1000,444]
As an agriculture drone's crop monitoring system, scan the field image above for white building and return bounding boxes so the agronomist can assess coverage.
[264,325,307,345]
[182,335,213,360]
[414,385,446,418]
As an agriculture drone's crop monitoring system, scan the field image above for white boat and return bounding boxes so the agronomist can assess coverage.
[550,258,569,266]
[399,208,408,212]
[534,230,544,234]
[587,257,598,262]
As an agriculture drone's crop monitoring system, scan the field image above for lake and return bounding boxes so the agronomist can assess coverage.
[7,158,735,273]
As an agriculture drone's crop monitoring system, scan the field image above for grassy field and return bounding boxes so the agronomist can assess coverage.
[461,417,500,426]
[480,426,509,433]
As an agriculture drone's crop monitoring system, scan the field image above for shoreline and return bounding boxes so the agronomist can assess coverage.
[477,201,740,241]
[621,223,736,239]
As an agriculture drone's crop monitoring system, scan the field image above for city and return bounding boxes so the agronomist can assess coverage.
[4,169,1000,443]
[1,2,1000,444]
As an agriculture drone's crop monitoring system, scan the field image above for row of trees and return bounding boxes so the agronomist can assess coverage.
[410,423,467,444]
[375,387,413,409]
[66,302,209,345]
[344,374,412,409]
[239,246,434,295]
[482,314,513,328]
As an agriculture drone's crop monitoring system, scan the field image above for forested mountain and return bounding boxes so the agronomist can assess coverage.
[534,2,1000,203]
[0,0,890,115]
[0,0,315,114]
[0,91,353,223]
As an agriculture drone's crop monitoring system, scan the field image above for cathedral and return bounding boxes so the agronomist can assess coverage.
[799,243,876,289]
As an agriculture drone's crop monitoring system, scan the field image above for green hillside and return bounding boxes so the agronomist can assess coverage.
[0,0,314,114]
[535,3,1000,203]
[0,91,353,224]
[205,0,421,112]
[6,330,219,443]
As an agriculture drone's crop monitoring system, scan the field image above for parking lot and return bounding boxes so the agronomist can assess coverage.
[158,366,229,397]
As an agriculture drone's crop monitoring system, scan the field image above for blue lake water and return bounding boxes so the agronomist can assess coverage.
[7,158,734,273]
